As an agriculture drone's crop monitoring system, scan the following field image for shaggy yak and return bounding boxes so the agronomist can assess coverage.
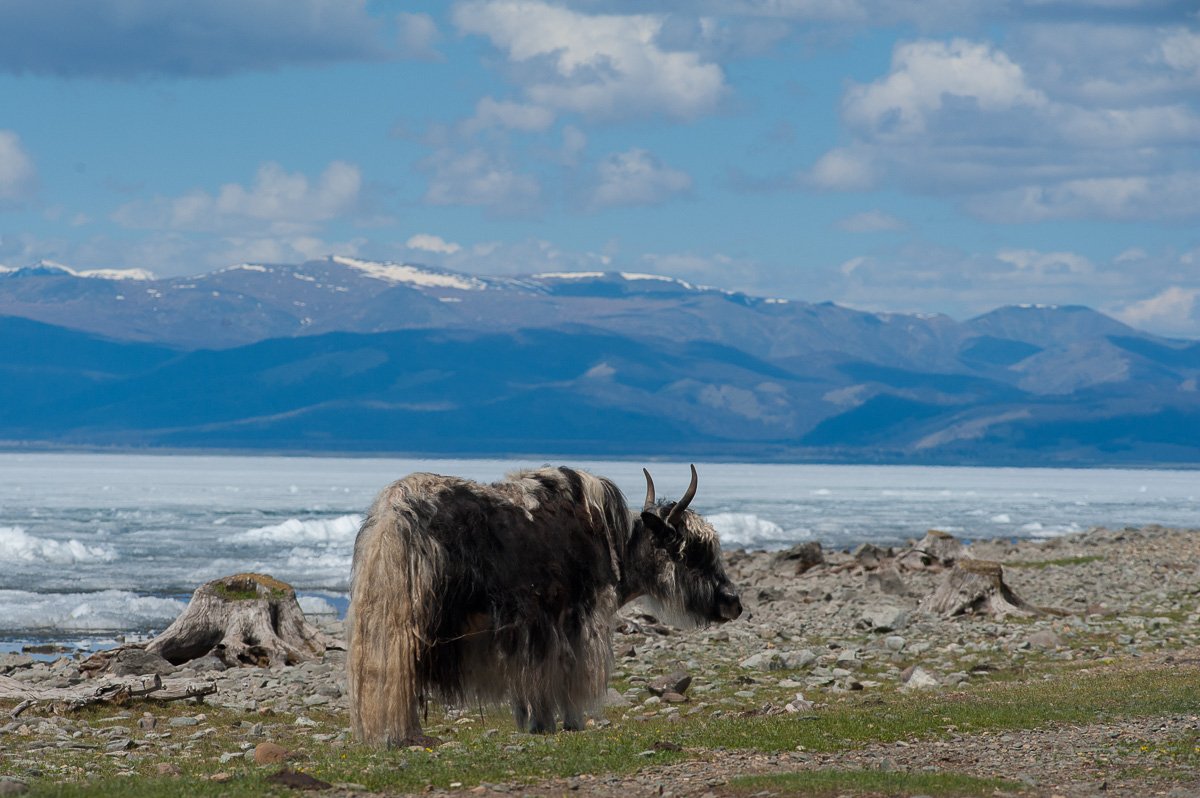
[347,464,741,745]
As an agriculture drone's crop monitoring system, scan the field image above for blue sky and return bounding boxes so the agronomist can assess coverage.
[1,1,1198,335]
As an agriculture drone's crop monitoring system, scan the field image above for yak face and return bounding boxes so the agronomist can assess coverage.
[636,465,742,627]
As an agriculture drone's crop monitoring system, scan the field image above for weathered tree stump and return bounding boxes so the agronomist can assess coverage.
[897,529,968,572]
[84,574,335,675]
[918,559,1041,619]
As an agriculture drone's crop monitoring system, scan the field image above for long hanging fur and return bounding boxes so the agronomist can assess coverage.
[347,476,445,745]
[347,465,740,746]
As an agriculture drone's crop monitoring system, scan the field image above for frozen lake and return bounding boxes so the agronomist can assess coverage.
[1,452,1197,644]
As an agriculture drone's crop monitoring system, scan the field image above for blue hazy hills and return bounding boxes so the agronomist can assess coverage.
[2,258,1198,465]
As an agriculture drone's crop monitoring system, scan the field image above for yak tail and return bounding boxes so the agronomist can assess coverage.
[347,489,437,746]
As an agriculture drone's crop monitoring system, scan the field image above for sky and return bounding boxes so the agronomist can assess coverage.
[0,1,1198,336]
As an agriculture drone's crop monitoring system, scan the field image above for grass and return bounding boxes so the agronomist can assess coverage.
[729,770,1020,797]
[5,661,1200,797]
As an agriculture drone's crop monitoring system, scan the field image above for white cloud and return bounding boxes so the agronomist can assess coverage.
[406,233,462,254]
[967,172,1200,223]
[463,97,556,133]
[113,161,362,233]
[811,31,1200,222]
[808,148,875,190]
[1113,286,1200,338]
[837,210,905,232]
[452,1,726,120]
[1161,29,1200,74]
[437,237,613,275]
[843,38,1046,135]
[0,130,36,203]
[397,12,442,60]
[421,147,541,211]
[995,249,1093,276]
[590,148,692,208]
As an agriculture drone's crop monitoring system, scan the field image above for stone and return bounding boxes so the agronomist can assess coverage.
[859,604,911,632]
[884,635,906,652]
[649,671,692,696]
[107,649,177,677]
[900,666,940,691]
[739,651,784,671]
[780,649,817,669]
[1025,630,1062,650]
[0,654,35,673]
[774,541,825,574]
[168,716,200,728]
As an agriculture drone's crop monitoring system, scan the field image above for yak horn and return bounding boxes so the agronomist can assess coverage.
[642,468,656,511]
[666,464,698,527]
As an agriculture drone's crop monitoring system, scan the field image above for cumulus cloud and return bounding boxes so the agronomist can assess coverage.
[843,39,1046,135]
[0,0,410,78]
[1113,286,1200,338]
[397,12,442,61]
[808,148,876,190]
[462,97,556,134]
[420,147,542,212]
[0,130,36,203]
[589,148,692,208]
[837,210,906,232]
[112,161,362,233]
[966,172,1200,223]
[809,31,1200,222]
[405,233,462,254]
[452,1,726,120]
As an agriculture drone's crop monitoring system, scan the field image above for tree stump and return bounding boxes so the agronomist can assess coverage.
[897,529,968,572]
[918,559,1041,619]
[85,574,336,675]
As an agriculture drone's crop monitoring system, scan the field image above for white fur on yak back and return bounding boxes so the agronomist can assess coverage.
[347,465,739,746]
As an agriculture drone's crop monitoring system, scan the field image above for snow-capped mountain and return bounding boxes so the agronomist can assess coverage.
[3,256,1199,464]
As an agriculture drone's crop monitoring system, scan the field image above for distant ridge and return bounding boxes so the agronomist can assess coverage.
[1,257,1198,464]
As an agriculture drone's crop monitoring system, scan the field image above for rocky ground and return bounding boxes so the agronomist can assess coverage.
[2,525,1200,796]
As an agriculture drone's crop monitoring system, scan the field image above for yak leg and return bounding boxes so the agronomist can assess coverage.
[560,702,585,732]
[527,697,557,734]
[511,699,530,732]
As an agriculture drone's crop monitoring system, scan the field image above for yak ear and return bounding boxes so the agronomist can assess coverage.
[640,511,684,560]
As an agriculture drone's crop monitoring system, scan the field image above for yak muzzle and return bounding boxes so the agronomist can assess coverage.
[716,588,743,622]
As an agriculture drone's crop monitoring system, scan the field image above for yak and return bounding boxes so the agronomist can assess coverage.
[347,464,741,745]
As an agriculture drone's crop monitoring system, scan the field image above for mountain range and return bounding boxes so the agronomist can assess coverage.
[2,257,1198,464]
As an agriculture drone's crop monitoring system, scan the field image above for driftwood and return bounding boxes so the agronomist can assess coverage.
[4,674,217,716]
[897,530,968,572]
[82,573,336,676]
[918,559,1041,619]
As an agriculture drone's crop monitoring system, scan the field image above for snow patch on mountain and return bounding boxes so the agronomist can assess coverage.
[4,261,155,281]
[331,256,484,291]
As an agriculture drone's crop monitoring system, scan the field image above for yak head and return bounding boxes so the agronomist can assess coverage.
[631,464,742,627]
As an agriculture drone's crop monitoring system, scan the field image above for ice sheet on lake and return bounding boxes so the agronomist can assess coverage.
[0,526,117,565]
[231,514,362,544]
[708,513,803,549]
[0,589,184,633]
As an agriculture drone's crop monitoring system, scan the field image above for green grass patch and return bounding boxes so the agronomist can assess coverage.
[730,769,1020,797]
[5,663,1200,797]
[673,665,1200,753]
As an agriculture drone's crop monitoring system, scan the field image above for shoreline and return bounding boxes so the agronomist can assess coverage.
[4,524,1200,795]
